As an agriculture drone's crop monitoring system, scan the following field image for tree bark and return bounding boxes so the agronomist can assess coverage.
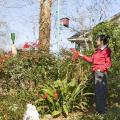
[39,0,52,51]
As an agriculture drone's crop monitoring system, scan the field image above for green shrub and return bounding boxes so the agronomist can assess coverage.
[35,78,93,117]
[1,50,58,90]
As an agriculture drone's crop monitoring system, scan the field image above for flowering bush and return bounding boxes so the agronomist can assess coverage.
[23,41,39,50]
[1,50,58,90]
[0,48,93,119]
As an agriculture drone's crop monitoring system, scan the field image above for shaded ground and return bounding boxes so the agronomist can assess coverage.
[41,107,120,120]
[0,93,120,120]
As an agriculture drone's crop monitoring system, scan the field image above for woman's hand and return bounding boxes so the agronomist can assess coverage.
[78,53,83,57]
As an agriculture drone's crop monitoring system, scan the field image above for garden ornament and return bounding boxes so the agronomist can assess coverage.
[23,104,40,120]
[11,33,17,55]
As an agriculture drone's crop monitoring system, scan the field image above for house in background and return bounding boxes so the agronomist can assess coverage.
[68,12,120,51]
[68,29,93,51]
[108,12,120,23]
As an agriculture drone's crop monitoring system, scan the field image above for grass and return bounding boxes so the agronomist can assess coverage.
[0,93,120,120]
[65,107,120,120]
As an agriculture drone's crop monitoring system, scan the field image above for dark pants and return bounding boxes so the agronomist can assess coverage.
[94,71,108,113]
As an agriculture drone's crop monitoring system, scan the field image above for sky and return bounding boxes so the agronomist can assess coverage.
[0,0,120,52]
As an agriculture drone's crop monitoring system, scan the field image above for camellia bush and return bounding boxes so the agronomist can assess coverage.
[0,50,58,90]
[0,48,93,119]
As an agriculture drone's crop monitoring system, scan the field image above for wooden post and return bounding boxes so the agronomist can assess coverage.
[39,0,52,51]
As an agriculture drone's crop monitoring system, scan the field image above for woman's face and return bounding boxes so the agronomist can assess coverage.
[96,38,103,47]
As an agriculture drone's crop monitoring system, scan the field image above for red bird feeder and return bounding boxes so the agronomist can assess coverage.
[60,17,69,27]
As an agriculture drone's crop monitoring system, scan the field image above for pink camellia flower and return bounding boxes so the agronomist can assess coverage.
[23,42,30,49]
[70,48,80,61]
[32,41,39,49]
[32,42,38,48]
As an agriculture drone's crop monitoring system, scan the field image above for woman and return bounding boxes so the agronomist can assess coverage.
[74,35,112,114]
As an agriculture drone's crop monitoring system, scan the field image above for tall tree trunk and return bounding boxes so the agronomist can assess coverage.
[39,0,52,51]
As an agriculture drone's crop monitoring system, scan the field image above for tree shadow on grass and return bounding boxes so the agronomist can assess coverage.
[77,106,120,120]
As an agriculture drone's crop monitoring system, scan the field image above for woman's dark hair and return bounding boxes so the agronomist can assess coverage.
[96,35,110,45]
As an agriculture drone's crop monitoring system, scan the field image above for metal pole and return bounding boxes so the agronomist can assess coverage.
[57,0,61,80]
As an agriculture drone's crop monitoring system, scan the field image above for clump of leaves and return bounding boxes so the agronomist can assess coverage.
[35,78,93,117]
[1,50,58,91]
